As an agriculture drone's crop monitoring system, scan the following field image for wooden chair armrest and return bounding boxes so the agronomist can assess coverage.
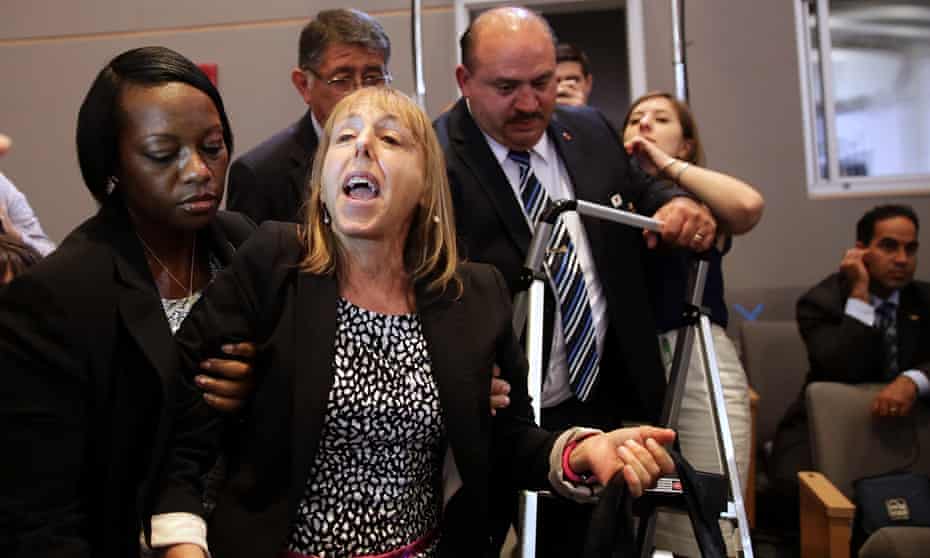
[799,471,854,558]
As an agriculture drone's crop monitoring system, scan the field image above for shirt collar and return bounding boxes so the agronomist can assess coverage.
[466,100,552,168]
[310,111,324,140]
[871,290,901,308]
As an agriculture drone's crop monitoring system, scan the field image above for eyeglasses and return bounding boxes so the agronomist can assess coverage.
[304,68,393,94]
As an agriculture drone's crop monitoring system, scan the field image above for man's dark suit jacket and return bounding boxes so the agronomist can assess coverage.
[227,110,318,224]
[158,223,558,558]
[434,98,681,426]
[0,199,254,558]
[772,272,930,483]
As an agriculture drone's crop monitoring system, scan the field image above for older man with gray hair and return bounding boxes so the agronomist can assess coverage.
[227,9,392,225]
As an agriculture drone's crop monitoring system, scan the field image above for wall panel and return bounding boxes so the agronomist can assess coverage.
[0,1,451,40]
[0,5,457,242]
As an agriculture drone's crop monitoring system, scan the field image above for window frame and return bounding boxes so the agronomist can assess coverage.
[794,0,930,199]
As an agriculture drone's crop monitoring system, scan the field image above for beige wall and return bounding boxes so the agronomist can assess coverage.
[0,1,458,243]
[2,0,927,316]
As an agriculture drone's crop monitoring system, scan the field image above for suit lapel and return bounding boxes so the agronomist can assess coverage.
[108,214,178,391]
[449,100,532,254]
[548,112,612,204]
[547,111,619,286]
[205,214,237,265]
[417,281,483,478]
[546,115,611,242]
[111,253,177,544]
[288,112,319,220]
[897,285,927,369]
[290,272,340,504]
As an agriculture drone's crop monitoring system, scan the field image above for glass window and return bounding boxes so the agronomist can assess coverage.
[797,0,930,196]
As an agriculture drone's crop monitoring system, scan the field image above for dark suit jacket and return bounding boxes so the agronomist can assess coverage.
[781,272,930,428]
[0,200,254,558]
[227,110,318,224]
[434,99,682,425]
[161,222,557,558]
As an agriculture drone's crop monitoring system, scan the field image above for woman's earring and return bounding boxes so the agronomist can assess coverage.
[106,175,119,195]
[432,215,440,224]
[321,204,331,225]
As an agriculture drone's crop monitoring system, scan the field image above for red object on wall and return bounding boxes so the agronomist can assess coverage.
[198,63,218,87]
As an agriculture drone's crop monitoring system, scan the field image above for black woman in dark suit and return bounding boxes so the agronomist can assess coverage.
[154,87,678,558]
[0,47,256,558]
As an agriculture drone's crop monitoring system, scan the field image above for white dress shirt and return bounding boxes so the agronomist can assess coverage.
[480,131,608,408]
[311,111,324,141]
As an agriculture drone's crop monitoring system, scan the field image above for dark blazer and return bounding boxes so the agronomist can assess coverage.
[227,110,318,225]
[160,222,557,558]
[434,99,682,425]
[780,272,930,428]
[0,200,254,558]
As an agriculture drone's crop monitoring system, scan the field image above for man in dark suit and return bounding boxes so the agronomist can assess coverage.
[226,9,392,224]
[771,204,929,513]
[434,7,716,554]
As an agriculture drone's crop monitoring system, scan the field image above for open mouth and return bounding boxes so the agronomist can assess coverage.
[343,173,381,201]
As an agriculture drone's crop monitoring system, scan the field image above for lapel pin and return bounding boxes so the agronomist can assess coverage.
[562,131,573,141]
[610,193,623,208]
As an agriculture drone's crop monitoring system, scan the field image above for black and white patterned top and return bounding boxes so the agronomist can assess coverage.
[286,298,445,558]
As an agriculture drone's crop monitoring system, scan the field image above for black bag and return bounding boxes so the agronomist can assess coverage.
[582,449,728,558]
[851,472,930,556]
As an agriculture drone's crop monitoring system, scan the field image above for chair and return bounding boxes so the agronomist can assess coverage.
[739,319,809,522]
[740,320,809,461]
[800,382,930,558]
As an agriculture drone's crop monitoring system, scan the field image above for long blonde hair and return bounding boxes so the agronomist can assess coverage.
[298,87,460,296]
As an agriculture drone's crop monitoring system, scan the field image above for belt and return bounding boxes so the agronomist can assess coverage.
[281,527,438,558]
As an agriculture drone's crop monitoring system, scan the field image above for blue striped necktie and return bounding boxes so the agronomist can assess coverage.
[508,149,600,401]
[875,301,898,378]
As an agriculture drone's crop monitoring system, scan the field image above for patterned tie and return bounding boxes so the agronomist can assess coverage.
[875,301,899,378]
[508,150,600,401]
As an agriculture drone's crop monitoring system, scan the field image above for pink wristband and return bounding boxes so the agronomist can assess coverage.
[562,434,600,484]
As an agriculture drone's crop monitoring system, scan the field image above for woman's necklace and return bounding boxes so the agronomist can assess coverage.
[137,233,196,298]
